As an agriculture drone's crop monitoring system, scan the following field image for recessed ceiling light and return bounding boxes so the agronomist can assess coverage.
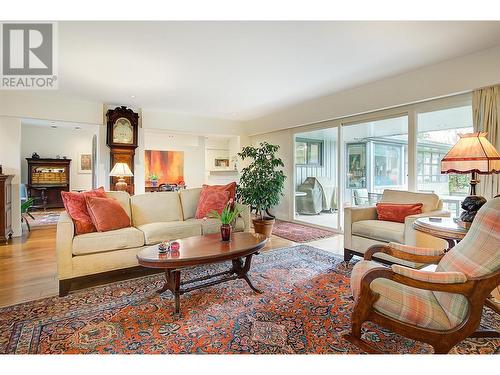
[130,95,136,99]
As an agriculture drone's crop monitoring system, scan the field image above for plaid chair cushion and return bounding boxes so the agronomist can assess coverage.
[435,198,500,326]
[391,265,467,284]
[351,260,462,330]
[437,198,500,277]
[351,260,385,302]
[388,242,446,257]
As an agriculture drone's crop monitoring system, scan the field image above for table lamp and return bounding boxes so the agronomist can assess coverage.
[109,162,134,191]
[441,132,500,226]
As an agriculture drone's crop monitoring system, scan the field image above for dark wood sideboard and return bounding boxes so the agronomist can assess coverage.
[26,158,71,209]
[0,174,14,244]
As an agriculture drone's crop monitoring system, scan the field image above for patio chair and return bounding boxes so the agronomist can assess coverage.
[344,197,500,354]
[352,188,381,206]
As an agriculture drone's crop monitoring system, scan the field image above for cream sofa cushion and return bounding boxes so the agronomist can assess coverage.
[105,191,132,218]
[381,189,440,213]
[131,192,183,226]
[179,188,202,220]
[72,227,144,256]
[137,221,202,245]
[352,220,404,244]
[186,217,245,235]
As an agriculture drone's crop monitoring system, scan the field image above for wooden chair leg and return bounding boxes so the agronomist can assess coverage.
[432,343,454,354]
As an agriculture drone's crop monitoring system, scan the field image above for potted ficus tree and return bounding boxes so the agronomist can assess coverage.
[237,142,286,237]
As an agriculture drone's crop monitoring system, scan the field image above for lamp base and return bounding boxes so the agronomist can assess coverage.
[459,195,487,223]
[115,178,128,192]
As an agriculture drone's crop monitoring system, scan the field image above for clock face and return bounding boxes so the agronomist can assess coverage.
[113,118,133,144]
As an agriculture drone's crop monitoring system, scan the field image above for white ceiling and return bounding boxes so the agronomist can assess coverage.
[56,21,500,121]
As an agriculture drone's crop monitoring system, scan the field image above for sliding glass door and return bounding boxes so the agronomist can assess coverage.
[293,127,339,230]
[342,115,408,207]
[417,105,473,217]
[291,95,473,232]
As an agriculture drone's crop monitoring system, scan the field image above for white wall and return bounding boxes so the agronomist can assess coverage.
[0,117,22,237]
[142,109,242,136]
[0,92,103,126]
[20,124,98,191]
[143,130,206,189]
[244,45,500,136]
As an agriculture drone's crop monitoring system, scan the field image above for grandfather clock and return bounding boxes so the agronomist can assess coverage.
[106,106,139,194]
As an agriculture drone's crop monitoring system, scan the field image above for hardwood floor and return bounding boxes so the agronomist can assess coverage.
[0,226,58,307]
[0,224,308,308]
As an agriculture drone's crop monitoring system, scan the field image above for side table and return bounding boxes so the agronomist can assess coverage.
[413,217,468,249]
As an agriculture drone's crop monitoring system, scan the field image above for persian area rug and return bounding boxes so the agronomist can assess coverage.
[29,210,61,228]
[272,220,337,242]
[0,246,498,354]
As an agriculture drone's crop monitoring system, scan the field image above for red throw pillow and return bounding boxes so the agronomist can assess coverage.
[376,202,423,223]
[85,196,131,232]
[201,182,236,203]
[61,187,106,235]
[195,189,230,219]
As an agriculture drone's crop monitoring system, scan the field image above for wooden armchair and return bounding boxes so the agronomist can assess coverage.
[344,197,500,354]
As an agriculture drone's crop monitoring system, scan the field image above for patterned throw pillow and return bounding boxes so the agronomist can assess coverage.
[61,187,106,235]
[195,189,230,219]
[85,196,131,232]
[201,182,236,203]
[376,202,423,223]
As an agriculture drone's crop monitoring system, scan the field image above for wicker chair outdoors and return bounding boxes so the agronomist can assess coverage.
[345,197,500,354]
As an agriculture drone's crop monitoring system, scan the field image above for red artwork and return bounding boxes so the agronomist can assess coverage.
[144,150,185,185]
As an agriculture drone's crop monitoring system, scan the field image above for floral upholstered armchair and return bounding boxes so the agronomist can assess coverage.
[345,197,500,354]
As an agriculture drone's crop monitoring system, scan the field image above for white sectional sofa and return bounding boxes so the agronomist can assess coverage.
[56,188,250,295]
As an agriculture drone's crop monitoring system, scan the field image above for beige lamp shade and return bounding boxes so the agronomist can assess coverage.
[109,162,134,177]
[441,132,500,175]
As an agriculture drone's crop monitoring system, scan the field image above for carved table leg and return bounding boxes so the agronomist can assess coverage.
[157,269,182,315]
[157,270,170,294]
[232,255,262,294]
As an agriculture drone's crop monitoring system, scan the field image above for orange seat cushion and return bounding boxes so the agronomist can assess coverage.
[85,196,131,232]
[376,202,423,223]
[61,187,106,235]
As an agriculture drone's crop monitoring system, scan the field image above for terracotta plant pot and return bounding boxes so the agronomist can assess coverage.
[252,218,275,238]
[220,224,232,242]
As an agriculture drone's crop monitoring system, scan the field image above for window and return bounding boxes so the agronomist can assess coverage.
[295,138,324,166]
[343,115,408,204]
[374,143,405,187]
[417,105,473,217]
[346,143,366,188]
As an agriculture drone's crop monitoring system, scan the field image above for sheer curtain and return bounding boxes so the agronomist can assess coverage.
[472,85,500,199]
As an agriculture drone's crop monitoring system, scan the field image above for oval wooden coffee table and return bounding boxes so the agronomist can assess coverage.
[137,232,268,316]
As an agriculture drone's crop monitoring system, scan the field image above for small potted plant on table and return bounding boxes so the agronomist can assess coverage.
[209,201,242,242]
[237,142,286,237]
[149,173,159,187]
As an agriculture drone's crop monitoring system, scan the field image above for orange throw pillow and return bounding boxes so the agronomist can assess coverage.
[201,182,236,203]
[61,187,106,235]
[376,202,423,223]
[85,196,131,232]
[195,189,230,219]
